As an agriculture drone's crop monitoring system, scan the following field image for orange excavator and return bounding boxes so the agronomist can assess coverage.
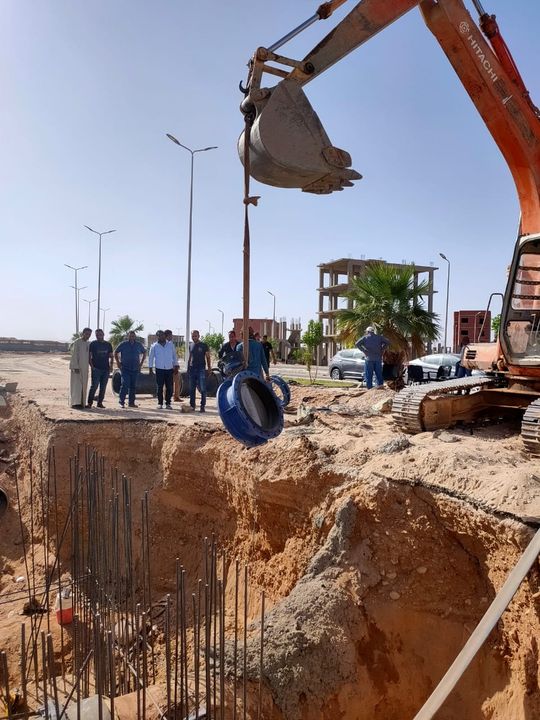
[238,0,540,452]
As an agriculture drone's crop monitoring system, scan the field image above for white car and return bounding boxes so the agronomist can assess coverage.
[406,353,460,382]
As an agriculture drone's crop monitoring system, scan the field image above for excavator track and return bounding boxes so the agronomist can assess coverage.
[521,399,540,455]
[392,376,496,433]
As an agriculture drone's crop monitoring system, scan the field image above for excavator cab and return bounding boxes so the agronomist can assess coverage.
[238,79,362,194]
[501,234,540,369]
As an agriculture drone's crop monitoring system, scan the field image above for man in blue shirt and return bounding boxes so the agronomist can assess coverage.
[114,331,146,408]
[148,330,179,409]
[187,330,211,412]
[237,327,270,380]
[355,326,390,390]
[87,329,113,408]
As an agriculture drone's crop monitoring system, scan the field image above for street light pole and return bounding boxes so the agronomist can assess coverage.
[82,298,97,328]
[267,290,276,337]
[474,311,484,343]
[217,309,224,337]
[439,253,450,352]
[101,307,110,330]
[84,226,116,329]
[70,285,87,334]
[65,264,87,334]
[166,133,217,358]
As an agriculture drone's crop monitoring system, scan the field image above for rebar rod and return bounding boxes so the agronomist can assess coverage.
[233,560,239,720]
[165,594,171,719]
[141,612,148,720]
[174,559,180,718]
[243,566,248,720]
[46,634,60,720]
[181,568,189,720]
[258,591,265,720]
[136,603,142,720]
[40,633,48,720]
[107,631,115,720]
[192,593,199,720]
[1,651,12,720]
[13,467,39,703]
[57,650,93,720]
[144,492,156,683]
[19,624,27,710]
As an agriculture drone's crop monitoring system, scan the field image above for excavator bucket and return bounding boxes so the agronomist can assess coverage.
[238,79,361,194]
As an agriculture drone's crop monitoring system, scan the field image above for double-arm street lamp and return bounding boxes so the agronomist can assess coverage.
[70,285,87,334]
[439,253,450,352]
[65,264,87,334]
[84,226,117,329]
[82,298,97,328]
[166,133,217,357]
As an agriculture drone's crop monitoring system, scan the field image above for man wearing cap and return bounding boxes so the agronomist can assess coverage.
[355,326,390,390]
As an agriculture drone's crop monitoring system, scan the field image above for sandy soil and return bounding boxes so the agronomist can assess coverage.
[1,352,540,719]
[0,351,538,522]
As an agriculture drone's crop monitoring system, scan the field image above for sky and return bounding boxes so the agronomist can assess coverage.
[1,0,539,343]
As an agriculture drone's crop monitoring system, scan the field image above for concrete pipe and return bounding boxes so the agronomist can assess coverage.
[111,370,157,397]
[179,370,224,398]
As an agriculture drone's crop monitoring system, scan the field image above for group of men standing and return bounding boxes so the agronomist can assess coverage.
[217,328,275,381]
[70,329,146,409]
[69,325,279,413]
[69,327,213,413]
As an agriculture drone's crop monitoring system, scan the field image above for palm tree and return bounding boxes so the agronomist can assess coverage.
[336,262,440,360]
[109,315,144,349]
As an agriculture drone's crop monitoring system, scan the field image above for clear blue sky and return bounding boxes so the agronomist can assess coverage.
[1,0,538,342]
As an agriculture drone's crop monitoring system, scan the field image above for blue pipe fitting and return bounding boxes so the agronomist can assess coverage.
[269,375,291,407]
[217,371,284,447]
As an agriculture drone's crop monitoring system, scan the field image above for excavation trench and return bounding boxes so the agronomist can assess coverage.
[0,392,539,720]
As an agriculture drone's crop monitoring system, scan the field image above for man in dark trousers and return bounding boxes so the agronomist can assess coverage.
[149,330,179,409]
[261,334,276,367]
[114,331,146,408]
[87,329,113,408]
[355,326,390,389]
[187,330,211,412]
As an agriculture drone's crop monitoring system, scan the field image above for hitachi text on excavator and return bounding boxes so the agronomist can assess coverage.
[238,0,540,453]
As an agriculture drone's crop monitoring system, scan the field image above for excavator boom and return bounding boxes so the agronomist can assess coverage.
[240,0,540,232]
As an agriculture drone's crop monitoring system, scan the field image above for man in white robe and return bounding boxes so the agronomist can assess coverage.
[69,328,92,408]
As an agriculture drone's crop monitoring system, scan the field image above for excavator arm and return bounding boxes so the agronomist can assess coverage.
[240,0,540,233]
[239,0,540,375]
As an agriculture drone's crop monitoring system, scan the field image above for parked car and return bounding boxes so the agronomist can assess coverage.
[407,353,460,382]
[328,349,366,380]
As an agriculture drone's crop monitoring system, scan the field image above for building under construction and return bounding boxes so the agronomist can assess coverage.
[317,258,437,360]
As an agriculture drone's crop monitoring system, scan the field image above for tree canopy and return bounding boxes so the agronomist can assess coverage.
[109,315,145,349]
[336,262,439,357]
[203,332,225,355]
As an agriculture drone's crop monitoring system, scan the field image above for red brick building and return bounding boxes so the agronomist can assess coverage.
[453,310,491,351]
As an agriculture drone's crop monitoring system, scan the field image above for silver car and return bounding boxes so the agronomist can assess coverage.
[328,349,366,380]
[407,353,460,382]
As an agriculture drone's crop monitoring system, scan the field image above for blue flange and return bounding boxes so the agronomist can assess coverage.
[217,371,284,447]
[269,375,291,407]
